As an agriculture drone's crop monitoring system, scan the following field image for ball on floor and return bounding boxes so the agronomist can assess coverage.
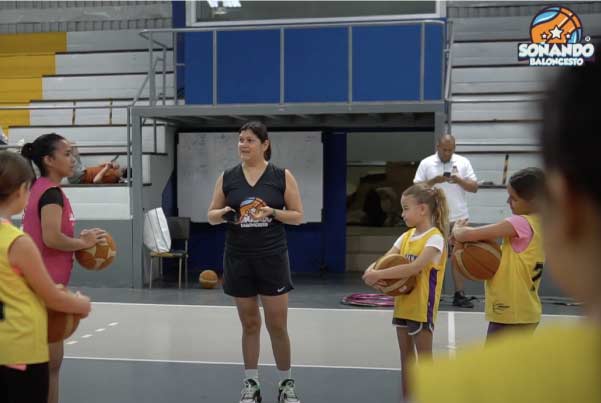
[199,270,219,289]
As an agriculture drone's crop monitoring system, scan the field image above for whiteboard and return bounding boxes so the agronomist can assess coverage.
[177,131,323,222]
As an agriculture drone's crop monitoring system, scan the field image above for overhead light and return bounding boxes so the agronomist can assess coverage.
[213,6,227,15]
[222,0,241,7]
[206,0,241,8]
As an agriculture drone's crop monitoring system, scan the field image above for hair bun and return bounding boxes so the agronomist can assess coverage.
[21,143,34,158]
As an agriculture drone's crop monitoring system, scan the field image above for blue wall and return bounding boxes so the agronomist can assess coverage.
[184,22,445,104]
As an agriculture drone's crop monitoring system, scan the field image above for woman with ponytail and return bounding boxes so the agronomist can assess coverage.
[20,133,104,403]
[363,183,449,399]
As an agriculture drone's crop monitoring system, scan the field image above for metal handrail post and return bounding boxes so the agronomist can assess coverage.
[162,45,167,105]
[149,31,156,105]
[126,107,133,218]
[444,20,455,133]
[173,31,178,104]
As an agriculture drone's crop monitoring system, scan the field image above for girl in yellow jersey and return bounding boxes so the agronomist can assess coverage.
[453,167,545,341]
[363,184,449,399]
[0,152,91,403]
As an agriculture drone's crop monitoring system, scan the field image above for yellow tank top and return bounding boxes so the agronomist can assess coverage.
[413,323,601,403]
[0,219,48,365]
[393,227,447,323]
[485,214,544,324]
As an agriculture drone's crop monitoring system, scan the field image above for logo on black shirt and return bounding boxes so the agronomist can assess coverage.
[239,197,272,228]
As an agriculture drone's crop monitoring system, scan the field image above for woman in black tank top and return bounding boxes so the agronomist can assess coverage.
[208,121,304,403]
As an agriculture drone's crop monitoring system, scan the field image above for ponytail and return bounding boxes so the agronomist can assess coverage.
[20,142,38,180]
[431,187,450,239]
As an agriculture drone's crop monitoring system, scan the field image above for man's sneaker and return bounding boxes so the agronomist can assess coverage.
[453,291,474,308]
[240,378,261,403]
[278,379,301,403]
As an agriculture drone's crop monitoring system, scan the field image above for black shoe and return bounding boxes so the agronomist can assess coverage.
[240,378,262,403]
[453,291,474,308]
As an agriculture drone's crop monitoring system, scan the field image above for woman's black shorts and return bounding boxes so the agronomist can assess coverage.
[223,250,294,298]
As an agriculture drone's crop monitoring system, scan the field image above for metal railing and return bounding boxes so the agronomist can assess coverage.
[139,18,447,107]
[444,20,455,133]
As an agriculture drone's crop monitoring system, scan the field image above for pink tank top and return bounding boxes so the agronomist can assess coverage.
[22,177,75,285]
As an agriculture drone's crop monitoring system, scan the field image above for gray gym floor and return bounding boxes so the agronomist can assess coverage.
[61,276,582,403]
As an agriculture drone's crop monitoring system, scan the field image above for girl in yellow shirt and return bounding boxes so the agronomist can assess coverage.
[0,152,91,403]
[363,184,449,399]
[453,167,545,341]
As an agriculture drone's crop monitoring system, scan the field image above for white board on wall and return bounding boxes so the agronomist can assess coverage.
[177,131,323,222]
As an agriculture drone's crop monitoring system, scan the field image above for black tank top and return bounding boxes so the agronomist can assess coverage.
[222,163,287,256]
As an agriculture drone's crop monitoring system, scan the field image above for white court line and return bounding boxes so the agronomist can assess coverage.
[81,334,93,339]
[91,301,582,318]
[447,311,456,359]
[63,356,401,372]
[92,302,390,313]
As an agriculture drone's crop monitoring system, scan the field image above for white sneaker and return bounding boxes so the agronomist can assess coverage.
[240,378,261,403]
[278,379,300,403]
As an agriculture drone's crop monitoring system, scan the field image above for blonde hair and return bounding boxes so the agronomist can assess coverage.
[402,183,450,238]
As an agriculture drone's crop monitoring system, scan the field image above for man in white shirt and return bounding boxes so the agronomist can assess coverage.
[414,134,479,308]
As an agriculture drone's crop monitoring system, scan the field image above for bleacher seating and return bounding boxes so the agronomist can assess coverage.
[1,29,177,220]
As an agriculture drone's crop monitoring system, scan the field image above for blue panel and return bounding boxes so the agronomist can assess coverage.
[424,24,444,100]
[217,30,280,104]
[172,1,186,96]
[323,132,346,273]
[287,224,324,273]
[352,25,421,101]
[184,32,213,104]
[171,1,186,28]
[188,224,227,274]
[284,27,348,103]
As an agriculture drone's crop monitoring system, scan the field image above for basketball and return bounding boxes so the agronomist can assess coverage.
[372,254,416,296]
[199,269,219,289]
[47,289,81,343]
[75,232,117,271]
[530,6,582,44]
[453,240,501,281]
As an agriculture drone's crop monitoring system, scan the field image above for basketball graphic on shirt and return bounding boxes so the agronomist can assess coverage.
[239,197,271,228]
[530,6,583,44]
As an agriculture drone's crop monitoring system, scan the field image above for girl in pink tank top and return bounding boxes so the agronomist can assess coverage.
[20,133,104,403]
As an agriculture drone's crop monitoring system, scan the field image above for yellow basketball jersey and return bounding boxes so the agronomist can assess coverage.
[0,219,48,365]
[412,323,601,403]
[485,214,544,324]
[393,227,447,323]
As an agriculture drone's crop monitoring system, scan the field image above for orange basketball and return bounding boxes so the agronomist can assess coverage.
[373,254,416,296]
[453,240,501,281]
[47,289,81,343]
[75,232,116,271]
[199,269,219,289]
